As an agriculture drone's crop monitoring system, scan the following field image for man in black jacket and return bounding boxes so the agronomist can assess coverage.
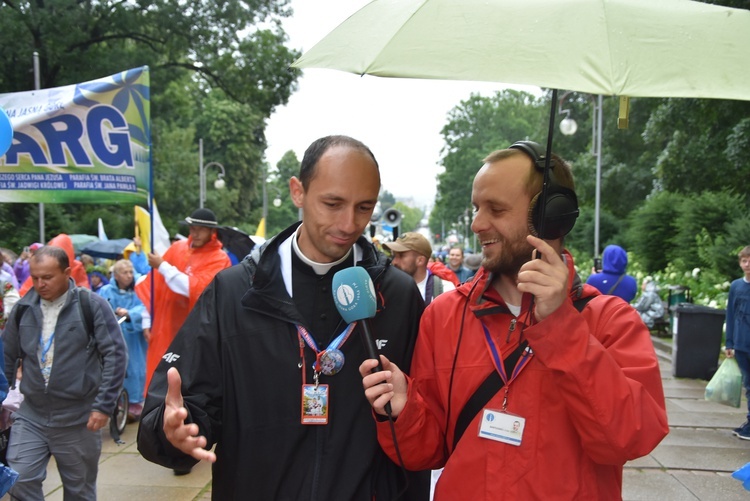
[138,135,428,500]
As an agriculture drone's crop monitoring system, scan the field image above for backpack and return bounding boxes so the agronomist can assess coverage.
[10,288,95,388]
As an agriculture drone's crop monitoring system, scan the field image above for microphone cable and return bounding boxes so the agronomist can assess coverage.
[444,275,482,459]
[384,406,409,501]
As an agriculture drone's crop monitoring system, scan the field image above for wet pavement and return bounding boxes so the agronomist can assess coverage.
[2,336,749,500]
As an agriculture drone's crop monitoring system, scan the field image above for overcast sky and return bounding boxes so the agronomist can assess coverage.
[264,0,540,208]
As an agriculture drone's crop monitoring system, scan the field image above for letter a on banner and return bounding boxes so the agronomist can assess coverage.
[0,66,150,204]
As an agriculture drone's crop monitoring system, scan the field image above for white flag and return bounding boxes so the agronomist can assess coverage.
[98,218,108,241]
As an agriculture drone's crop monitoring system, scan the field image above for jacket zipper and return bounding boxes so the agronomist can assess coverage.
[506,318,517,343]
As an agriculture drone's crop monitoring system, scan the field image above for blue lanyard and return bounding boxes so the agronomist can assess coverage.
[480,321,533,387]
[297,323,357,372]
[39,331,55,364]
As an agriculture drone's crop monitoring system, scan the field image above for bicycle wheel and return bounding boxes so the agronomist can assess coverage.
[114,389,129,435]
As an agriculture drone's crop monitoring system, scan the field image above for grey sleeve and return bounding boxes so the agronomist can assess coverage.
[91,294,128,415]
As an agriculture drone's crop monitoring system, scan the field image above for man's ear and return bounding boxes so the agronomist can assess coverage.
[289,177,304,209]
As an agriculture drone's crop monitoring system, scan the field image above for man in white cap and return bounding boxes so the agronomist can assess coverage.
[384,232,455,306]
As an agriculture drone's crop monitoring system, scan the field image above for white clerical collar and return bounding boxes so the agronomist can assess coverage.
[278,225,363,297]
[292,228,352,275]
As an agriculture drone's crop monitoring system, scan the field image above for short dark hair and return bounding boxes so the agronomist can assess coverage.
[32,245,69,270]
[299,135,379,190]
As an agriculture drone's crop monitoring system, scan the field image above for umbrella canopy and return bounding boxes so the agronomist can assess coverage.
[293,0,750,102]
[217,226,258,263]
[80,238,133,260]
[68,234,100,254]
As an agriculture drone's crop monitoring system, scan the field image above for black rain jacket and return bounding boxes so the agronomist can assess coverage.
[138,223,426,500]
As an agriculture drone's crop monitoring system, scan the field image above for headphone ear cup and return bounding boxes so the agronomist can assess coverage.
[528,192,541,237]
[537,191,579,239]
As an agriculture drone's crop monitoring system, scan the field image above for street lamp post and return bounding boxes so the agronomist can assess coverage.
[463,212,470,251]
[558,92,603,260]
[199,138,227,208]
[261,167,284,239]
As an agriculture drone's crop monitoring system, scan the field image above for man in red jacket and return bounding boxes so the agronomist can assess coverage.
[361,141,668,499]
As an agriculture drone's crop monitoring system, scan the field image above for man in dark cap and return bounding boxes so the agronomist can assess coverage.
[135,208,231,424]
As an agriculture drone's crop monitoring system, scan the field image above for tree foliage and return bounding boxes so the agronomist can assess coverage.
[643,98,750,194]
[391,202,423,235]
[265,150,301,236]
[0,0,301,250]
[430,89,547,237]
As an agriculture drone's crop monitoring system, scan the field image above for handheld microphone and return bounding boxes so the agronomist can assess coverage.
[332,266,392,414]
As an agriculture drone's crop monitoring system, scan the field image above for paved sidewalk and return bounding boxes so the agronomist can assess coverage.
[0,424,213,500]
[623,337,750,500]
[2,336,749,500]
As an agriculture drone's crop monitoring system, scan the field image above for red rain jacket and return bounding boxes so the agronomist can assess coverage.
[377,251,668,500]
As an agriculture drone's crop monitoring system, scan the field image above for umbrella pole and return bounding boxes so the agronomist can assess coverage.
[537,89,559,241]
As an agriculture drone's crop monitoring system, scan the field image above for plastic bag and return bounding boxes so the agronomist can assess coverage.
[0,462,19,497]
[704,357,742,408]
[732,462,750,491]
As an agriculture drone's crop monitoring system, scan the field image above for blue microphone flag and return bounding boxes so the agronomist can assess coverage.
[332,267,377,323]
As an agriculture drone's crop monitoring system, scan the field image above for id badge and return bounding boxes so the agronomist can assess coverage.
[301,384,329,425]
[478,408,525,446]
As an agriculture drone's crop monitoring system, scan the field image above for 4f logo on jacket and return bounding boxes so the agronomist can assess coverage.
[162,352,180,363]
[376,339,388,350]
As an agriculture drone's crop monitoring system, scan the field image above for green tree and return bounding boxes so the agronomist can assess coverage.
[625,191,683,272]
[391,202,423,234]
[670,190,743,270]
[430,89,547,237]
[0,0,300,250]
[0,0,300,113]
[379,190,396,212]
[266,151,300,236]
[643,98,750,194]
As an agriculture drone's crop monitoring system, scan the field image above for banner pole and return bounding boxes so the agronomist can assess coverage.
[33,51,44,243]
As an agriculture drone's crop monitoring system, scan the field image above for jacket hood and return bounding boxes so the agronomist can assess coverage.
[602,245,628,274]
[48,233,76,263]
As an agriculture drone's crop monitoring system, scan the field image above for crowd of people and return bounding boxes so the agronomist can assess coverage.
[4,134,746,500]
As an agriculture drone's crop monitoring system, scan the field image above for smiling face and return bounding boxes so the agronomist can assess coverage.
[471,154,536,277]
[291,145,380,263]
[448,248,463,270]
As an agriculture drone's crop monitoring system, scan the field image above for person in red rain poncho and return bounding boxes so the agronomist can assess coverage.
[136,208,231,396]
[18,234,90,296]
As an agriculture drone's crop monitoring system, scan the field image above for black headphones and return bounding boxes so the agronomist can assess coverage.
[508,140,579,240]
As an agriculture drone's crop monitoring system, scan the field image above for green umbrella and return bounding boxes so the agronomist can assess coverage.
[293,0,750,241]
[292,0,750,101]
[68,234,100,254]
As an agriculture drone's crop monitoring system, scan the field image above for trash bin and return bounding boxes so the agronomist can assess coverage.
[667,285,691,331]
[671,303,726,380]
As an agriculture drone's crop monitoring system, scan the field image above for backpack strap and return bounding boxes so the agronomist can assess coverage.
[77,288,96,349]
[424,273,435,306]
[606,274,626,295]
[451,295,595,450]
